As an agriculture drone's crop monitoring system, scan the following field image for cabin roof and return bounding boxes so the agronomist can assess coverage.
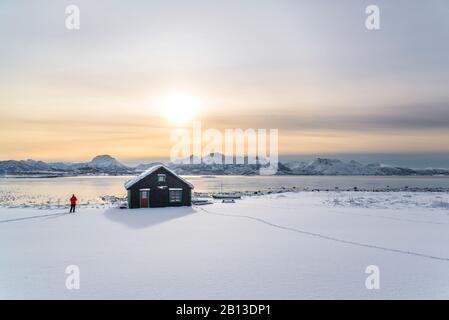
[124,164,194,189]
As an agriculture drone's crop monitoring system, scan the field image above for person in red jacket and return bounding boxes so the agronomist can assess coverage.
[70,194,77,213]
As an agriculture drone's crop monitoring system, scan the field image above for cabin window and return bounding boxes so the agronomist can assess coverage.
[157,174,166,183]
[169,189,182,203]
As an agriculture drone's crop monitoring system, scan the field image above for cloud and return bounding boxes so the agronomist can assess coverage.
[203,102,449,132]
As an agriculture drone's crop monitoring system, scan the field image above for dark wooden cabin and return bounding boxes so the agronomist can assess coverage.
[125,165,193,209]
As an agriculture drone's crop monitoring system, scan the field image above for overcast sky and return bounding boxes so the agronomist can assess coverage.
[0,0,448,166]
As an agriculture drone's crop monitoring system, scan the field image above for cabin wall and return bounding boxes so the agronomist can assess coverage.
[127,167,192,209]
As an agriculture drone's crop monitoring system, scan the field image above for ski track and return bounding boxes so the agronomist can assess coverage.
[243,201,449,226]
[0,212,68,224]
[197,206,449,262]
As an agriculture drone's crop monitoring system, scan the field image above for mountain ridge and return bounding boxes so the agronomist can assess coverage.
[0,154,448,176]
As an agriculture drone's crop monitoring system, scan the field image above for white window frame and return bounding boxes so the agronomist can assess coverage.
[157,174,166,183]
[169,188,183,203]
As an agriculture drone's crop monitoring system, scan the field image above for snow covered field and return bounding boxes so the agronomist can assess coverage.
[1,191,449,299]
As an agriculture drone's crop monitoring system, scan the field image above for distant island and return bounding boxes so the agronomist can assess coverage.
[1,154,448,177]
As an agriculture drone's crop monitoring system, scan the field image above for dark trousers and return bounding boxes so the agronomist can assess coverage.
[70,204,76,213]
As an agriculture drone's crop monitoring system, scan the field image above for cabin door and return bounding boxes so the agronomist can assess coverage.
[139,190,150,208]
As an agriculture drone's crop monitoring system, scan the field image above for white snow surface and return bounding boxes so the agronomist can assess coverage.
[1,191,449,299]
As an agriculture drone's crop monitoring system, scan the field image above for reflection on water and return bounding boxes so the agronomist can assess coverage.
[1,175,449,206]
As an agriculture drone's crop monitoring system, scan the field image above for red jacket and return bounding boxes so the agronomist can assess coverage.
[70,196,77,205]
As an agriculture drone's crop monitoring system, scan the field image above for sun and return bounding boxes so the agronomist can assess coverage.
[157,93,201,124]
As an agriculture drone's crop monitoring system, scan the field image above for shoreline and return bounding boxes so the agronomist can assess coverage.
[1,188,448,210]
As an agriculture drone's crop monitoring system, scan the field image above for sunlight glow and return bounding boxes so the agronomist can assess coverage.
[157,93,201,124]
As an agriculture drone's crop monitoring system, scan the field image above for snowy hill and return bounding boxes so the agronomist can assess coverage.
[0,155,132,175]
[134,162,165,172]
[284,158,375,175]
[283,158,423,176]
[0,159,53,173]
[165,153,289,175]
[64,155,131,174]
[85,155,128,170]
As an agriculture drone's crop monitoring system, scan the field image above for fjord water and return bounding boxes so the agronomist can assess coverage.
[1,175,449,206]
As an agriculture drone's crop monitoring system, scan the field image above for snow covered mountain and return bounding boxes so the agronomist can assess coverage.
[0,159,53,173]
[0,154,448,176]
[0,155,132,175]
[283,158,426,176]
[85,155,128,170]
[134,162,165,172]
[162,153,292,175]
